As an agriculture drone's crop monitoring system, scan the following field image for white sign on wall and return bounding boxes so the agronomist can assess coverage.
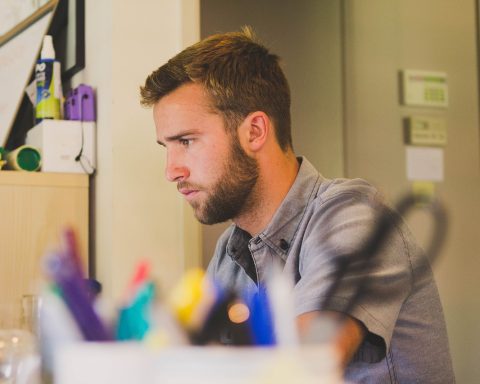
[406,146,444,181]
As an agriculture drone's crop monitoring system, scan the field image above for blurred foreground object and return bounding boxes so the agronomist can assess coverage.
[0,329,40,384]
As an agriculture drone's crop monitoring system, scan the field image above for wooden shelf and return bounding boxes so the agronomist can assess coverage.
[0,171,89,328]
[0,170,88,187]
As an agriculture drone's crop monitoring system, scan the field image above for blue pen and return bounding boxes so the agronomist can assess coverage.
[245,286,276,346]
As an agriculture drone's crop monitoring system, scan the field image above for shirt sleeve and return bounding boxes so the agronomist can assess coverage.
[292,190,413,358]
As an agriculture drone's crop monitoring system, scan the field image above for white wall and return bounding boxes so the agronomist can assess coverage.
[73,0,201,301]
[344,1,480,381]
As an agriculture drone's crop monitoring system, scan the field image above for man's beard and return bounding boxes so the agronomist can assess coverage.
[179,137,259,225]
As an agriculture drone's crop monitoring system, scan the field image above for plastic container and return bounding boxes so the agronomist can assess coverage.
[35,35,62,123]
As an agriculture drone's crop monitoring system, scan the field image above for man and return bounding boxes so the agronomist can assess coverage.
[140,28,454,383]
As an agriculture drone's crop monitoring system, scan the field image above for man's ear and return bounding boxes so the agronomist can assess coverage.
[240,111,270,152]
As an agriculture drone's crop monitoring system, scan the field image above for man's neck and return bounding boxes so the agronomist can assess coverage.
[234,151,299,236]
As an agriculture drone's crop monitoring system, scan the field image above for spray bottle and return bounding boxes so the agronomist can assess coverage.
[35,35,62,123]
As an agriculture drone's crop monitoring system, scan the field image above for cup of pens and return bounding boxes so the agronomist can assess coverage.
[39,227,342,383]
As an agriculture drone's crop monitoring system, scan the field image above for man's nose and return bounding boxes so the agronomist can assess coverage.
[165,154,189,182]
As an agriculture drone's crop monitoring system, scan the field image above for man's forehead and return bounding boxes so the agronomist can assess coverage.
[155,90,219,128]
[153,84,226,138]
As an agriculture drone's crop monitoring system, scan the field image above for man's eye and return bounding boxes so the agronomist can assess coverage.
[179,139,191,146]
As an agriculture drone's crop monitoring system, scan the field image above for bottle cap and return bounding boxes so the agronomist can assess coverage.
[41,35,55,59]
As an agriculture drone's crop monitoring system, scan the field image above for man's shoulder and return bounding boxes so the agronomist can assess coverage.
[298,177,388,253]
[314,177,382,208]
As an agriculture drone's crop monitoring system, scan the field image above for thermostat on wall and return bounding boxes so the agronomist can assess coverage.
[400,69,448,108]
[405,116,447,146]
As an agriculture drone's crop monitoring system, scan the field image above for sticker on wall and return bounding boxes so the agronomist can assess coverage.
[412,181,435,198]
[406,146,444,181]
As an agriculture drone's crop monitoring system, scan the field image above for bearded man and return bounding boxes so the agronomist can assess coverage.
[140,29,454,383]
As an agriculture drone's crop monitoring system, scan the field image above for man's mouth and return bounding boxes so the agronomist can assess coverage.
[178,186,200,200]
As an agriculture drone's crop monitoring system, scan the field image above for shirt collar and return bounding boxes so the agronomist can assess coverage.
[256,157,321,260]
[225,157,321,260]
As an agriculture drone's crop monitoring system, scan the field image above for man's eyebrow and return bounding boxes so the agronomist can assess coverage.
[157,130,199,147]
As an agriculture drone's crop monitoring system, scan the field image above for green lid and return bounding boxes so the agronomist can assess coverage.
[17,147,41,171]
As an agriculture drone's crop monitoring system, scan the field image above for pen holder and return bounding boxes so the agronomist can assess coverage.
[6,145,41,172]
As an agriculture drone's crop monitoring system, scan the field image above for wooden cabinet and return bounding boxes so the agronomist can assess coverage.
[0,171,89,328]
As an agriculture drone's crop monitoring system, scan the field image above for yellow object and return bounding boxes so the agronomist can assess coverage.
[412,181,435,198]
[167,268,215,330]
[0,150,5,169]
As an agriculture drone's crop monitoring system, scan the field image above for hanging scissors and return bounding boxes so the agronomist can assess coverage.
[320,192,448,316]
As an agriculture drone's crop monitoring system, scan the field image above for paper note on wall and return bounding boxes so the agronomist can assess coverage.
[406,146,444,181]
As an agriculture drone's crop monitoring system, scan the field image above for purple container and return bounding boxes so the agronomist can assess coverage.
[64,84,96,121]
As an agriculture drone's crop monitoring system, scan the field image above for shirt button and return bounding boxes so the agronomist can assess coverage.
[279,239,289,251]
[253,237,262,244]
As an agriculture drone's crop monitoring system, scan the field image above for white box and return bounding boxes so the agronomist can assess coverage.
[26,120,96,173]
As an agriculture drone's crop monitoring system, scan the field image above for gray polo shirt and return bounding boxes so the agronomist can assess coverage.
[207,157,454,383]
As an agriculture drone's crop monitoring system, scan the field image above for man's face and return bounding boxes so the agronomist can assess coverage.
[153,83,259,224]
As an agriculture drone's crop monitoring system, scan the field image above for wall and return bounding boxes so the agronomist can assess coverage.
[343,0,480,381]
[72,0,201,301]
[200,0,344,265]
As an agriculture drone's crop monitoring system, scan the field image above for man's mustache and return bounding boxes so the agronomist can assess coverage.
[177,181,202,192]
